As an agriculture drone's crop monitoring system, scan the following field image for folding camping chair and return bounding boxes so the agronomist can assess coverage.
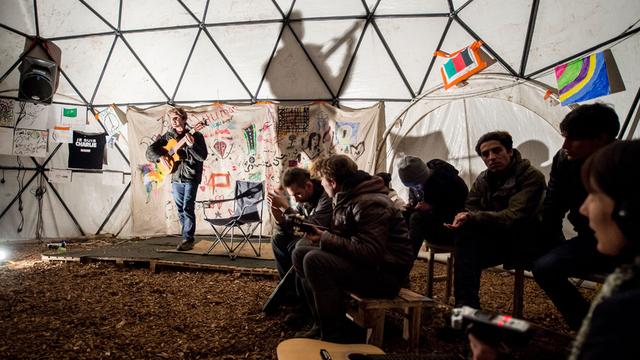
[198,180,264,259]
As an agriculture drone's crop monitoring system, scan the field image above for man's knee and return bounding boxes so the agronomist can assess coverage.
[532,251,560,279]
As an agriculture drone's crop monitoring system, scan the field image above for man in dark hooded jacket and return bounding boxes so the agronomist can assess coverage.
[291,155,414,343]
[398,156,469,257]
[446,131,546,308]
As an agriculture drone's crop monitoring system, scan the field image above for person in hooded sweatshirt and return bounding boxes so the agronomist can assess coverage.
[291,154,414,343]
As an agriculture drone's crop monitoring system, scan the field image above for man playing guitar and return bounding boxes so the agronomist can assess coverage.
[146,107,208,251]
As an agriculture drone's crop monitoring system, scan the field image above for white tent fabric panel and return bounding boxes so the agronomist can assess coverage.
[55,35,116,102]
[124,29,199,98]
[290,19,364,96]
[206,0,282,23]
[92,38,168,105]
[208,23,282,96]
[376,17,449,94]
[458,0,532,74]
[374,0,450,15]
[257,27,333,100]
[291,0,367,18]
[0,0,36,35]
[120,0,197,31]
[83,0,120,29]
[49,172,129,235]
[339,24,412,99]
[0,30,25,77]
[37,0,114,38]
[526,0,640,75]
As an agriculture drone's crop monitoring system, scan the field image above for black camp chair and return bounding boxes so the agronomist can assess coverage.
[198,180,264,259]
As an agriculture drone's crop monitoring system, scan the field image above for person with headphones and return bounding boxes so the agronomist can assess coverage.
[469,139,640,360]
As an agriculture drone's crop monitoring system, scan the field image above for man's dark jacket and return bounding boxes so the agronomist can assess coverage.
[146,129,208,184]
[319,171,414,275]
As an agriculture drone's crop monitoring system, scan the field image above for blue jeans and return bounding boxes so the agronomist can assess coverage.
[172,182,198,241]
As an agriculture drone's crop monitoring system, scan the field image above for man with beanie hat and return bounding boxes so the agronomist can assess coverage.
[398,155,468,257]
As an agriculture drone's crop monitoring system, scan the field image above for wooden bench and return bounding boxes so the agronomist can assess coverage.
[346,288,433,350]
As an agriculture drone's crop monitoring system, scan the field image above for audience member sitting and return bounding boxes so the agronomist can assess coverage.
[445,131,546,308]
[375,172,407,210]
[291,155,414,342]
[398,156,469,257]
[532,103,619,330]
[469,139,640,360]
[267,167,332,325]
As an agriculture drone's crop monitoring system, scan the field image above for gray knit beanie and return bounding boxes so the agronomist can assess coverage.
[397,155,430,187]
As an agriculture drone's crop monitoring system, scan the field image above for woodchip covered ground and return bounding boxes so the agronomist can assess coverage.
[0,239,593,359]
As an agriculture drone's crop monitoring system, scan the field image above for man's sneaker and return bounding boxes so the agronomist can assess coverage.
[176,239,194,251]
[284,305,310,329]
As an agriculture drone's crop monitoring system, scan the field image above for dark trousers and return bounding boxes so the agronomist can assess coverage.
[453,224,511,308]
[532,235,614,330]
[172,182,198,241]
[408,210,454,258]
[271,231,299,279]
[292,246,403,342]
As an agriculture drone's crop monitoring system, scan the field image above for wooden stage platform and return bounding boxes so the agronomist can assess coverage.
[41,236,278,277]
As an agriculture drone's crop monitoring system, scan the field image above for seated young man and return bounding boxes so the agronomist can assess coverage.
[291,155,414,342]
[397,156,469,257]
[532,103,619,330]
[446,131,546,308]
[267,167,332,324]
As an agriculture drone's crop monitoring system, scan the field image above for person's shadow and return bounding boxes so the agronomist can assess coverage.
[263,10,360,99]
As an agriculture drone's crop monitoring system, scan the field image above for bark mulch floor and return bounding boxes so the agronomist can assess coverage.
[0,239,595,359]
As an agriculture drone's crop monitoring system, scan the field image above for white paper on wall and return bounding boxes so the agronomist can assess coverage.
[51,125,73,143]
[0,127,14,155]
[97,105,126,136]
[12,128,48,157]
[48,169,72,183]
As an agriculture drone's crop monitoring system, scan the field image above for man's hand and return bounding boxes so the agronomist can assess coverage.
[305,226,323,244]
[444,211,470,229]
[159,156,171,171]
[469,334,498,360]
[184,133,194,147]
[414,201,432,212]
[267,189,289,211]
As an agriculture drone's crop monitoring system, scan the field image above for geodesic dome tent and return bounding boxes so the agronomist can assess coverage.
[0,0,639,241]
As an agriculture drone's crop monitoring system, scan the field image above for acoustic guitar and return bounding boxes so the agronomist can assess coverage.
[276,338,384,360]
[156,121,206,176]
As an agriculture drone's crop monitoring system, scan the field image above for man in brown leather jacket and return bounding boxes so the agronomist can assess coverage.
[291,155,414,343]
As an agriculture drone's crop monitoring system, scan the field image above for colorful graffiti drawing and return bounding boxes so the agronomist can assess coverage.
[335,121,359,153]
[139,163,166,202]
[555,50,617,106]
[243,124,257,156]
[206,172,231,189]
[212,140,233,159]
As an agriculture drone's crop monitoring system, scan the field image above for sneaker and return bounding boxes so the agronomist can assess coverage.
[294,324,321,339]
[284,306,310,329]
[176,239,194,251]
